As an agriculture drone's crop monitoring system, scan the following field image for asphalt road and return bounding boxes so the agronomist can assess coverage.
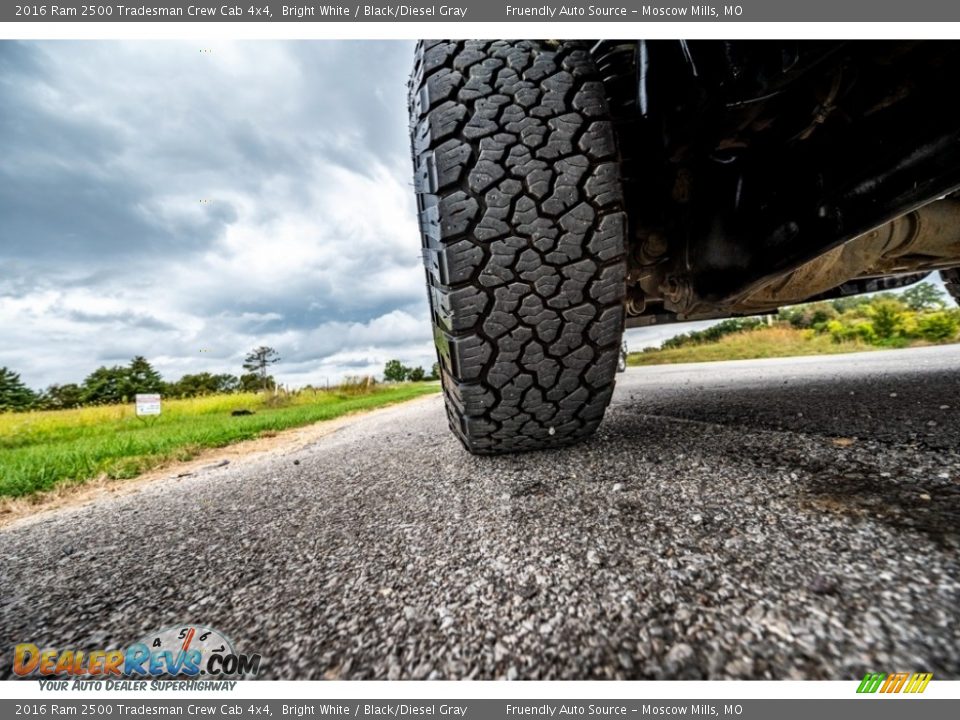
[2,346,959,680]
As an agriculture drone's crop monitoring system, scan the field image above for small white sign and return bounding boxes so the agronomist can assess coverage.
[135,393,161,416]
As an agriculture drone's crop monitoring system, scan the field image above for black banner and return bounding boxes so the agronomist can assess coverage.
[3,699,960,720]
[6,1,960,23]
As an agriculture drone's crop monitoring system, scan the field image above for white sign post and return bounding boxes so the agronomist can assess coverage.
[135,393,162,417]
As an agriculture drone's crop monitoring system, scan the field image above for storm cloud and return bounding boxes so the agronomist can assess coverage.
[0,40,441,389]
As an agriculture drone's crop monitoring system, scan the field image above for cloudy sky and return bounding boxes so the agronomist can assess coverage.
[0,40,669,391]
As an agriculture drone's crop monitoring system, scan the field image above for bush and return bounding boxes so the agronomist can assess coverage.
[868,298,907,339]
[826,319,877,344]
[917,312,960,342]
[852,322,877,344]
[780,302,837,329]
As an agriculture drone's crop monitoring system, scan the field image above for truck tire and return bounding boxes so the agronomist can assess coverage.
[409,40,627,454]
[943,268,960,305]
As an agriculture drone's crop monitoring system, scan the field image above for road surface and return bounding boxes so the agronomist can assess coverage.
[2,346,959,680]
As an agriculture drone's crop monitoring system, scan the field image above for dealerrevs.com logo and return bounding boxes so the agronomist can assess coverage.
[13,625,261,679]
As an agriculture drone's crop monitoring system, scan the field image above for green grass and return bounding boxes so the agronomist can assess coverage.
[0,383,439,499]
[628,326,874,367]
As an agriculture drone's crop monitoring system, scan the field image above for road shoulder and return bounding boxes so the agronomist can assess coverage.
[0,393,440,530]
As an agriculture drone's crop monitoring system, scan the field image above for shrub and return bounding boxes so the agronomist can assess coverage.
[781,303,837,329]
[853,322,878,343]
[825,319,846,343]
[917,312,959,342]
[826,319,876,344]
[868,298,907,339]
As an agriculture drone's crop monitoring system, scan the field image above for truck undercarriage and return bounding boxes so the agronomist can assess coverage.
[592,41,960,326]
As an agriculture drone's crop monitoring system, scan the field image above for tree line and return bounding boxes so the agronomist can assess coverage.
[0,346,442,413]
[778,282,959,345]
[657,282,959,351]
[383,360,440,383]
[0,346,282,412]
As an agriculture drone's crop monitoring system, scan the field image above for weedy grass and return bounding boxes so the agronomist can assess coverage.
[628,326,873,367]
[0,382,439,499]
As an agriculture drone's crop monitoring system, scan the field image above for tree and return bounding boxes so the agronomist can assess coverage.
[429,362,440,381]
[167,372,240,398]
[408,366,426,382]
[79,357,165,405]
[125,356,164,396]
[383,359,409,382]
[80,365,129,405]
[213,373,241,393]
[240,372,273,393]
[0,367,38,412]
[40,383,83,410]
[902,282,946,311]
[242,346,281,391]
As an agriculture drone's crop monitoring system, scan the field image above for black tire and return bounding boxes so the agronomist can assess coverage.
[943,268,960,305]
[409,40,627,454]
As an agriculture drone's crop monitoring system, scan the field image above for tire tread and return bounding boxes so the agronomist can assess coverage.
[409,40,627,454]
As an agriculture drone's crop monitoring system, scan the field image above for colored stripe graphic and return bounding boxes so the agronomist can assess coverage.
[857,672,886,693]
[881,672,909,693]
[904,673,933,694]
[857,672,932,694]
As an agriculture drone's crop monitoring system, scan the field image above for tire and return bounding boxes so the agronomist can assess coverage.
[943,268,960,305]
[409,40,628,454]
